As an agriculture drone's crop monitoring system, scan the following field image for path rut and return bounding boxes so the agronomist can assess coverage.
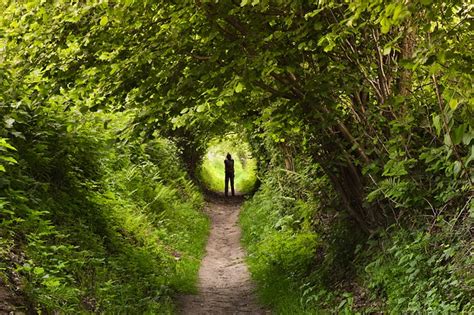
[178,194,268,315]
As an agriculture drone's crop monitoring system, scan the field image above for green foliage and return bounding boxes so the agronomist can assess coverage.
[0,0,472,313]
[240,159,335,313]
[241,139,472,313]
[0,138,17,173]
[0,110,208,313]
[240,185,317,313]
[363,223,473,313]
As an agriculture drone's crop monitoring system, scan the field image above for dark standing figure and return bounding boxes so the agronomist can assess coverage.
[224,153,235,196]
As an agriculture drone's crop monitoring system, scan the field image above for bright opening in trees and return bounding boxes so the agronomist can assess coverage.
[199,135,257,195]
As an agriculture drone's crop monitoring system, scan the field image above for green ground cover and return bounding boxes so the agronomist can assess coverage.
[0,112,209,313]
[240,164,473,314]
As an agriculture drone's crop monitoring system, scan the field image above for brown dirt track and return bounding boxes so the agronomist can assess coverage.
[177,193,268,315]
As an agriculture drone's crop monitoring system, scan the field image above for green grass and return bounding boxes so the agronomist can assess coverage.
[239,183,323,314]
[162,200,210,294]
[251,275,317,315]
[0,114,210,313]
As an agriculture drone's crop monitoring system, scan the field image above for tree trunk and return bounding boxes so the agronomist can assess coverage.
[398,20,416,97]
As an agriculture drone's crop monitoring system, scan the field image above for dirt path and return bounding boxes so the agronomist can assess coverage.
[178,194,268,315]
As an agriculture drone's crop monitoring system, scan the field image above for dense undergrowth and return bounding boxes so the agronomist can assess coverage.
[241,154,473,313]
[0,109,208,313]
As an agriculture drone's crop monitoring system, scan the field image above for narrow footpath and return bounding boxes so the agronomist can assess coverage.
[178,194,268,315]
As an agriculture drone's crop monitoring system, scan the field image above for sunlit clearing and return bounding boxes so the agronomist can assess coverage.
[199,136,257,194]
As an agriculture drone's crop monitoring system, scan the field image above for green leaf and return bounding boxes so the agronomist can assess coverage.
[0,139,16,151]
[453,161,461,176]
[323,41,335,52]
[0,165,5,172]
[392,5,403,22]
[4,118,15,128]
[444,133,452,147]
[0,156,17,164]
[196,104,206,113]
[448,98,458,110]
[319,35,336,52]
[462,128,474,145]
[33,267,45,275]
[382,159,408,176]
[466,146,474,165]
[43,278,61,288]
[100,15,108,26]
[235,83,245,93]
[451,124,465,145]
[380,17,391,34]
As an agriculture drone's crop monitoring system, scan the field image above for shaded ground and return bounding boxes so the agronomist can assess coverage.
[177,193,268,315]
[0,277,29,315]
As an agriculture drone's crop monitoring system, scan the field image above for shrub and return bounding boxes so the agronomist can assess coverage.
[364,224,473,313]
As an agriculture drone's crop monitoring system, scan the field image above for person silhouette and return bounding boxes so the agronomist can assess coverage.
[224,153,235,196]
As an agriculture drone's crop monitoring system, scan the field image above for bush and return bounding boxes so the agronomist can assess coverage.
[240,149,473,314]
[364,224,473,313]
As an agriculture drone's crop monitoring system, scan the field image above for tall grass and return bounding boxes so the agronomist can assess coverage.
[240,181,320,314]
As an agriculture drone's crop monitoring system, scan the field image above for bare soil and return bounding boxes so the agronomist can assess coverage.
[177,193,268,315]
[0,249,29,315]
[0,282,28,315]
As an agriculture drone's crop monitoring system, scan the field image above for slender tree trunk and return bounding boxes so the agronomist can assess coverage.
[398,20,416,97]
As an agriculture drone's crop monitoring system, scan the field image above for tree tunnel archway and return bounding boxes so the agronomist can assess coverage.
[1,0,469,234]
[1,1,472,313]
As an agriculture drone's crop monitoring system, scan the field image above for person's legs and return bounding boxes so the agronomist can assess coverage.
[225,173,229,196]
[230,175,235,196]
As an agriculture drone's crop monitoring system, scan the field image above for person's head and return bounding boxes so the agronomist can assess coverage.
[226,153,232,160]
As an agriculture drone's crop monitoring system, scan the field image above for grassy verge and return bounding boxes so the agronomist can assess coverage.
[239,183,320,314]
[0,112,209,313]
[240,175,473,314]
